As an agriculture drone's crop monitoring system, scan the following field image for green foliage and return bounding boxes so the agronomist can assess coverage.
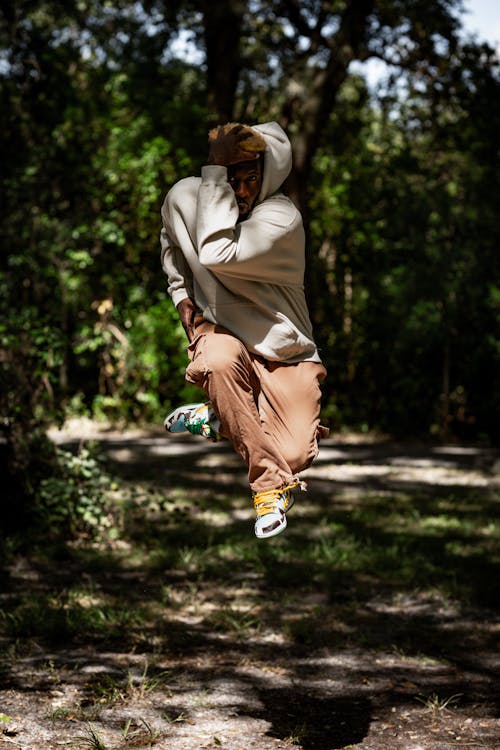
[0,0,499,543]
[1,5,207,437]
[36,446,116,539]
[0,298,64,531]
[309,56,500,439]
[121,293,204,420]
[0,307,65,426]
[0,588,146,644]
[70,291,204,423]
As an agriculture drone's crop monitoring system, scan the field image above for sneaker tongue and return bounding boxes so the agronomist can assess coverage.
[253,488,283,516]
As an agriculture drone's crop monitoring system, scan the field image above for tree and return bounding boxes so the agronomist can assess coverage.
[307,41,500,438]
[159,0,470,311]
[0,1,208,525]
[1,0,499,536]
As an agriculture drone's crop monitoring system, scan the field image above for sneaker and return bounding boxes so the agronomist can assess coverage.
[164,402,222,442]
[253,481,301,540]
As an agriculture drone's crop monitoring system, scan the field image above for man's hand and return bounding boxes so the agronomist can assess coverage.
[176,297,198,342]
[207,123,265,167]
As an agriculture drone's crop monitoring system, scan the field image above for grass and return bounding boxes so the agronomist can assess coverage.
[415,692,463,714]
[122,717,160,744]
[83,661,170,708]
[72,716,162,748]
[1,481,498,648]
[0,591,148,644]
[285,723,308,744]
[0,436,498,748]
[1,482,498,643]
[76,724,110,750]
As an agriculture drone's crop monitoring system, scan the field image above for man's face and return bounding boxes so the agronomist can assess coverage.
[228,159,263,220]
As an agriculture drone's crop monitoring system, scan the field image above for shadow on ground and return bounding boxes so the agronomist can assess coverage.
[1,427,499,749]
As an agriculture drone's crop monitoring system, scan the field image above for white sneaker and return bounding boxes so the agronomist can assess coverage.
[164,402,222,442]
[253,482,298,539]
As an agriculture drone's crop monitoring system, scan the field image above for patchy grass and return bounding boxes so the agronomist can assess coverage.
[0,432,499,749]
[415,692,463,715]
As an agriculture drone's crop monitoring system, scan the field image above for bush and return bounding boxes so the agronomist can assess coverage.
[36,446,117,540]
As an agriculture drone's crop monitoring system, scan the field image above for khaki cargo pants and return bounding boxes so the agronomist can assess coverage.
[185,320,328,492]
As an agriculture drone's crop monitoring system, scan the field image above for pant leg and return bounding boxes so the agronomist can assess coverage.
[184,321,296,491]
[253,358,328,474]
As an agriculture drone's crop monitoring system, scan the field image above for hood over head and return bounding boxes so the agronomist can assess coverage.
[252,122,293,202]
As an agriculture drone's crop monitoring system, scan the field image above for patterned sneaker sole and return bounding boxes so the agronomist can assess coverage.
[254,511,287,539]
[164,403,205,433]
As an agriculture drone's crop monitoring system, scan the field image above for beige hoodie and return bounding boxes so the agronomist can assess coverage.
[160,121,321,363]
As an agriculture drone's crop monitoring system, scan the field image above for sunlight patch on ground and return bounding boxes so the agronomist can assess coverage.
[304,461,498,488]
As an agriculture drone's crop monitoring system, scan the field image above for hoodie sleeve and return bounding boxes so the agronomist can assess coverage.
[160,194,194,307]
[196,165,305,284]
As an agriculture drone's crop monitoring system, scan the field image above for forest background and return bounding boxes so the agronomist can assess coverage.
[1,0,499,534]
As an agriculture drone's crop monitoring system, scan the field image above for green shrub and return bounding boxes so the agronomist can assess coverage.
[36,446,117,540]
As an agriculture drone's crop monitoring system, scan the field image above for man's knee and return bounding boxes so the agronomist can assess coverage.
[192,332,250,380]
[208,337,246,370]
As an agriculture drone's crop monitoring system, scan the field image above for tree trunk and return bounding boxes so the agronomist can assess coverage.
[201,0,245,124]
[281,0,375,318]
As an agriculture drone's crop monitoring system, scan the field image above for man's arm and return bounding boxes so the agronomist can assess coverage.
[160,199,197,341]
[195,166,304,283]
[160,198,195,302]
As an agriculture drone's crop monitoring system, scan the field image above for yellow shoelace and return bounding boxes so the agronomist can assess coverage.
[253,481,302,517]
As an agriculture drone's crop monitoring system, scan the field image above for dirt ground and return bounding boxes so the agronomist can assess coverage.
[1,423,499,750]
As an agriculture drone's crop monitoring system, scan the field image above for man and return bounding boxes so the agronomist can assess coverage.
[160,121,327,539]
